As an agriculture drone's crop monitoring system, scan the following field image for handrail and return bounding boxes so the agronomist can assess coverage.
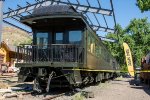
[20,44,80,46]
[16,44,84,64]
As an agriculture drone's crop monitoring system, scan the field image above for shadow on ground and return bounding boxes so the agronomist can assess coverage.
[129,80,150,96]
[30,87,75,99]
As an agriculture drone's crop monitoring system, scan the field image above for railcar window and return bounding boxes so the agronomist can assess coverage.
[55,32,63,44]
[91,37,95,54]
[96,43,99,57]
[87,32,91,52]
[69,31,82,44]
[36,32,48,49]
[99,46,101,56]
[101,47,105,59]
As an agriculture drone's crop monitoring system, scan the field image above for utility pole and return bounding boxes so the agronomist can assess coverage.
[0,0,4,44]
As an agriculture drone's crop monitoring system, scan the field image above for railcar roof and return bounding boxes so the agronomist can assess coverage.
[20,5,96,33]
[21,5,79,20]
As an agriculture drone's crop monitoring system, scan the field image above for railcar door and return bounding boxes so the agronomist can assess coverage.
[53,32,64,61]
[33,32,49,62]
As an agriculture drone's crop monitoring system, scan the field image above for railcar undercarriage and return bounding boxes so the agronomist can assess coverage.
[18,67,116,93]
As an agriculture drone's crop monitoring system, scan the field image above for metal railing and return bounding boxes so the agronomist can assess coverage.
[16,44,84,63]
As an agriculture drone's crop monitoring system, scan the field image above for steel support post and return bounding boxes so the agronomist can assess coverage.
[0,0,4,44]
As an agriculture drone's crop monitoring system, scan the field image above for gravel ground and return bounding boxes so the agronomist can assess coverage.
[0,76,150,100]
[54,77,150,100]
[84,78,150,100]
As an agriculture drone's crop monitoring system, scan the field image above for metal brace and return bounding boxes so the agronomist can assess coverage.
[46,71,55,92]
[33,78,42,93]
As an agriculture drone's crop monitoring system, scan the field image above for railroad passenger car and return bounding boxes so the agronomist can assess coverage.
[15,5,119,92]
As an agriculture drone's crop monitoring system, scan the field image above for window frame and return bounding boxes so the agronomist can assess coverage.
[67,30,83,45]
[54,31,64,44]
[34,30,51,48]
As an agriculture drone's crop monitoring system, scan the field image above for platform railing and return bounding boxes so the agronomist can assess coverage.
[16,44,84,63]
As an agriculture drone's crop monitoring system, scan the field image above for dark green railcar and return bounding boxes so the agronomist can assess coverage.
[15,5,119,92]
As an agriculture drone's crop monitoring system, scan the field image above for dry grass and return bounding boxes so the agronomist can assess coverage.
[0,82,9,89]
[73,93,85,100]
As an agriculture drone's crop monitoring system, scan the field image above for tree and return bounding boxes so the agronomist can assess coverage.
[104,18,150,70]
[103,24,127,71]
[125,18,150,66]
[137,0,150,12]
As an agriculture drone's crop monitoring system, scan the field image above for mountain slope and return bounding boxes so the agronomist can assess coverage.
[2,26,32,46]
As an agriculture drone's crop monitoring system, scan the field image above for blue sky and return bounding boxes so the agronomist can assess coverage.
[113,0,150,28]
[2,0,150,36]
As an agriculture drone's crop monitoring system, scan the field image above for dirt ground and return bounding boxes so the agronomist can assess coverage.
[84,78,150,100]
[55,77,150,100]
[0,74,150,100]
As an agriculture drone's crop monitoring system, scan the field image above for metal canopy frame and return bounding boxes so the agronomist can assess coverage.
[3,0,116,33]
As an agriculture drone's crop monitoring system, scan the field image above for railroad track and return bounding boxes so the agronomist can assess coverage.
[0,90,71,100]
[0,92,32,99]
[42,92,67,100]
[0,86,95,100]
